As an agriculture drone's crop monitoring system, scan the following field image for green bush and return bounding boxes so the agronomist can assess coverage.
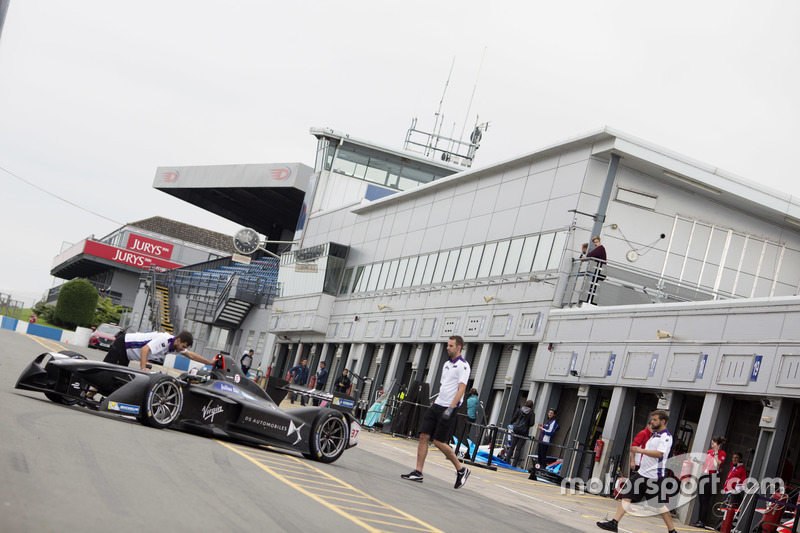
[93,297,125,328]
[32,301,56,322]
[53,279,99,329]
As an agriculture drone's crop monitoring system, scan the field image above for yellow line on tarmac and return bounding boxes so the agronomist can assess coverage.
[217,440,445,533]
[24,334,67,352]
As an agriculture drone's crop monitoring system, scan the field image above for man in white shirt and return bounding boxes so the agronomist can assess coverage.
[597,409,678,533]
[402,336,471,489]
[104,330,214,370]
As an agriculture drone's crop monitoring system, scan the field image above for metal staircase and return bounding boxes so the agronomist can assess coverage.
[154,285,174,333]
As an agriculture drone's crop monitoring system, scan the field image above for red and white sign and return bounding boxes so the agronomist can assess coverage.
[84,240,182,270]
[126,234,174,259]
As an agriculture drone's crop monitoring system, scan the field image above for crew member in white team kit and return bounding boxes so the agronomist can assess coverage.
[401,335,471,489]
[597,409,678,533]
[104,330,215,370]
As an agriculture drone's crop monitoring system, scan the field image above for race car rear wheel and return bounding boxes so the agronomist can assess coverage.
[141,376,183,429]
[308,410,348,463]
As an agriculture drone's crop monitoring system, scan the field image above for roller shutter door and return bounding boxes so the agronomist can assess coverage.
[521,348,537,391]
[492,344,515,389]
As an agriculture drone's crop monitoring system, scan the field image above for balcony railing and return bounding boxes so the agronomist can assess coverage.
[562,258,738,308]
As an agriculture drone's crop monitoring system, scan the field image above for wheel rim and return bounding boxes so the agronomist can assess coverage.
[150,381,181,424]
[318,416,347,458]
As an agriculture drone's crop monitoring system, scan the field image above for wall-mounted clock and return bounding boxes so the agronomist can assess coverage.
[233,227,260,255]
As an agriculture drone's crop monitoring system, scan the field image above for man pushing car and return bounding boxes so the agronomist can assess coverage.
[104,330,215,370]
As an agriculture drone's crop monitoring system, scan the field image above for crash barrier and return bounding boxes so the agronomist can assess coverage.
[0,314,87,344]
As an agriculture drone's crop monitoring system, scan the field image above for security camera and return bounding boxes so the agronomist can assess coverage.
[762,398,772,408]
[570,370,579,377]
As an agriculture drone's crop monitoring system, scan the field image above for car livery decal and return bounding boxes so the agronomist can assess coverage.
[108,401,141,414]
[288,420,304,445]
[214,382,242,395]
[201,400,224,423]
[243,415,288,433]
[333,397,355,409]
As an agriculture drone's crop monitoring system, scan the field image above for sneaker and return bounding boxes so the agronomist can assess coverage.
[401,470,423,482]
[454,467,470,489]
[596,519,618,532]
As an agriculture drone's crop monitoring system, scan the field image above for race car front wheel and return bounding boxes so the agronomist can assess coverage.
[308,410,348,463]
[141,376,183,429]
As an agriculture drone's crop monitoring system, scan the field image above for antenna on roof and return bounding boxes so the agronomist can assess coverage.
[430,57,456,156]
[459,47,487,144]
[404,53,489,169]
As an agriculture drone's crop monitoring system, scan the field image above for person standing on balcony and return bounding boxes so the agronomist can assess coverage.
[586,236,607,304]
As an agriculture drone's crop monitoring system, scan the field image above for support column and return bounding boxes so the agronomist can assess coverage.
[472,343,498,419]
[592,385,628,480]
[383,343,404,389]
[425,343,445,391]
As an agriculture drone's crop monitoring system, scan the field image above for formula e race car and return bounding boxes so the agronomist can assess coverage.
[15,351,360,463]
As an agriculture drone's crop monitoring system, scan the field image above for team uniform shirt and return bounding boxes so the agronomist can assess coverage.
[434,355,470,407]
[638,428,673,479]
[315,366,328,388]
[703,449,727,474]
[123,332,185,363]
[540,418,560,443]
[723,463,747,493]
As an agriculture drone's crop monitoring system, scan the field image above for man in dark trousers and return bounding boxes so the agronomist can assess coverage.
[401,335,471,489]
[288,359,309,405]
[334,369,351,394]
[597,410,677,533]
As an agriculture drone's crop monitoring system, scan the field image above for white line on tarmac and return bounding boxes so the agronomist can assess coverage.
[497,484,573,512]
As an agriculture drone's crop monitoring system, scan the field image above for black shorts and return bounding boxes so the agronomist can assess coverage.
[418,404,457,443]
[617,472,678,505]
[103,336,129,366]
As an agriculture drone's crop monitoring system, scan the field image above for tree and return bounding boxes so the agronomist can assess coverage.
[53,279,99,329]
[93,296,124,328]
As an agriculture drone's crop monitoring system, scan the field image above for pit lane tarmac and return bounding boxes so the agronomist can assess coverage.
[240,403,704,533]
[219,440,444,533]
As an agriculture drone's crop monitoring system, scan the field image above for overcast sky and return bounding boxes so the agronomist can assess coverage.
[1,1,798,307]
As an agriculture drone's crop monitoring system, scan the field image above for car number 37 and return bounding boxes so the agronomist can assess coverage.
[350,423,361,445]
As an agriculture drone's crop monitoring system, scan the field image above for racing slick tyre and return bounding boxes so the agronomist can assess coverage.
[308,409,348,463]
[141,375,183,429]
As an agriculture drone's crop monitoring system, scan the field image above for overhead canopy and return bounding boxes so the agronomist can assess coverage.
[153,163,314,243]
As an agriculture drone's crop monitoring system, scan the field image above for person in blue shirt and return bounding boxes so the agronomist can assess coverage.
[466,388,480,446]
[466,388,479,423]
[537,408,560,469]
[288,359,309,405]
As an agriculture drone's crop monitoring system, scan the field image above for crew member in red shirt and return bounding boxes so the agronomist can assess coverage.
[723,451,747,507]
[630,426,651,472]
[693,436,727,528]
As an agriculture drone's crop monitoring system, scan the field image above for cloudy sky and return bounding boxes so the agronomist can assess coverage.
[1,1,798,306]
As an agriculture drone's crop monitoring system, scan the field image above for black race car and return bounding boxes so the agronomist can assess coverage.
[15,351,360,463]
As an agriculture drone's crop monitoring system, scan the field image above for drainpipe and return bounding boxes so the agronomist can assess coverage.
[589,153,620,248]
